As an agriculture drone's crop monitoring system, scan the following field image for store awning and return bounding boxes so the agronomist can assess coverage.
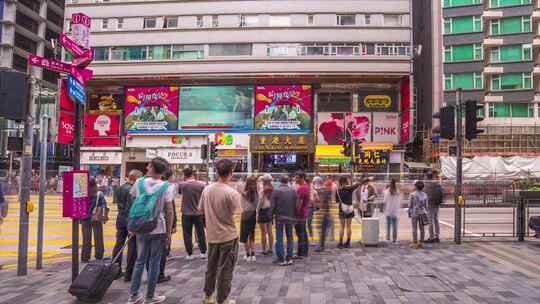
[316,145,349,165]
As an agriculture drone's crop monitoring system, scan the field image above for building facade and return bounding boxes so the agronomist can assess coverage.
[439,0,540,158]
[0,0,69,177]
[65,0,413,177]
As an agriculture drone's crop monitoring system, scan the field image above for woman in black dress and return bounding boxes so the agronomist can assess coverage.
[336,176,361,249]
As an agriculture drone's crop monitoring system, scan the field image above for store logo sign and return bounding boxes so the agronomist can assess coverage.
[215,132,233,145]
[171,136,184,144]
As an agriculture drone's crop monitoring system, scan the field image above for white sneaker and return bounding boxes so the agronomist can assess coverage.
[223,300,236,304]
[202,295,216,304]
[186,255,194,261]
[243,255,249,261]
[249,255,256,262]
[146,295,166,304]
[127,294,144,304]
[200,253,207,259]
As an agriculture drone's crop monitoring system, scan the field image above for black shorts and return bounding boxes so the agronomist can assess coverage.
[339,209,355,219]
[240,212,257,243]
[258,208,272,224]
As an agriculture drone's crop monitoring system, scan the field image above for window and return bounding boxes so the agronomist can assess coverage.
[443,0,482,8]
[490,0,532,8]
[364,14,371,25]
[102,19,109,30]
[212,15,219,27]
[337,14,356,26]
[491,73,532,90]
[511,103,533,118]
[269,15,291,27]
[490,103,511,117]
[148,45,172,60]
[307,14,314,25]
[444,16,482,34]
[111,46,148,61]
[164,17,178,28]
[491,44,532,63]
[444,72,483,90]
[209,44,252,56]
[196,16,204,28]
[444,43,482,62]
[93,47,110,61]
[491,16,531,35]
[318,93,352,112]
[172,45,204,59]
[144,18,157,29]
[240,15,258,27]
[384,15,400,26]
[117,18,124,30]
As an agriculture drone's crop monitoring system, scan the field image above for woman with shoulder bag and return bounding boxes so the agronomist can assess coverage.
[81,178,106,262]
[357,177,376,218]
[239,176,259,262]
[337,176,361,249]
[408,180,429,248]
[257,174,274,256]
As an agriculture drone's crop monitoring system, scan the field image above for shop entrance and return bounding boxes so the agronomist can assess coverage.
[253,153,311,173]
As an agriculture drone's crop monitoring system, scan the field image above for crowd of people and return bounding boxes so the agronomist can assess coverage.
[80,157,444,304]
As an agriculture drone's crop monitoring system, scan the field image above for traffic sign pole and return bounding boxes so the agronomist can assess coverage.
[36,115,49,270]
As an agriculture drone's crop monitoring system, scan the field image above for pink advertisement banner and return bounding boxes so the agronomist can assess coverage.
[62,170,89,220]
[254,85,312,130]
[125,87,179,131]
[318,112,371,145]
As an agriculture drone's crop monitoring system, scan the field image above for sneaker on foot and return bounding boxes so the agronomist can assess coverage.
[127,294,144,304]
[435,238,440,243]
[222,300,237,304]
[157,275,171,284]
[202,295,216,304]
[146,295,166,304]
[250,255,256,262]
[200,253,207,259]
[425,239,435,244]
[243,255,249,261]
[314,247,325,253]
[286,259,293,265]
[186,255,195,261]
[337,243,344,249]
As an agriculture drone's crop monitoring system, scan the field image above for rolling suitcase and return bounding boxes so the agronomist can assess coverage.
[361,218,380,246]
[529,216,540,237]
[68,236,130,303]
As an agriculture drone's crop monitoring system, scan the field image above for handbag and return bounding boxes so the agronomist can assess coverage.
[337,190,354,214]
[92,206,110,223]
[419,213,429,226]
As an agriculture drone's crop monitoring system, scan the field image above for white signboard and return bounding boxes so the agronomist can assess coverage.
[81,151,122,164]
[71,13,91,49]
[372,112,399,144]
[146,148,203,164]
[127,135,206,148]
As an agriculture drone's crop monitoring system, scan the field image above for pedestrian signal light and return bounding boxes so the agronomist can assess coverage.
[210,142,218,160]
[433,106,455,140]
[465,100,484,141]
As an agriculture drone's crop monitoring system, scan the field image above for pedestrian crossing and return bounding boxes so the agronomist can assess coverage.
[0,195,363,269]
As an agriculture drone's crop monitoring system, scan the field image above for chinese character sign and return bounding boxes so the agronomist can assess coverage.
[125,87,179,131]
[358,150,389,169]
[254,85,312,130]
[250,134,314,153]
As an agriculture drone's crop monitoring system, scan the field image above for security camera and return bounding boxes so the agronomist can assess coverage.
[50,38,57,49]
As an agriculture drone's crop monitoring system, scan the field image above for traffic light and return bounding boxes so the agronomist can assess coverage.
[353,140,362,156]
[201,144,208,160]
[465,100,484,141]
[342,142,352,157]
[433,105,455,140]
[209,142,218,160]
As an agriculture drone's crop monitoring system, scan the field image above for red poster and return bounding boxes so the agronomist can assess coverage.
[254,85,312,130]
[83,112,121,146]
[400,77,411,145]
[58,111,75,144]
[60,80,75,113]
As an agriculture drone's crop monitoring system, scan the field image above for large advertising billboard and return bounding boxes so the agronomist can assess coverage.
[125,87,179,131]
[318,112,371,144]
[178,86,253,130]
[83,112,121,146]
[372,112,399,143]
[254,85,312,130]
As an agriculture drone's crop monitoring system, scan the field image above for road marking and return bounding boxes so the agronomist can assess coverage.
[439,220,482,237]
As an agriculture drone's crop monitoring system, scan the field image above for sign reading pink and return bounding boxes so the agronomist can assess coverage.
[254,85,312,130]
[125,87,180,131]
[71,13,91,49]
[62,170,90,220]
[28,54,72,73]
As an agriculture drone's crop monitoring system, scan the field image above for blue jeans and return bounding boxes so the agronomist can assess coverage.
[386,216,398,242]
[130,233,164,299]
[275,223,294,262]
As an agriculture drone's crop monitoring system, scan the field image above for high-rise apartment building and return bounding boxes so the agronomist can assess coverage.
[65,0,412,177]
[440,0,540,157]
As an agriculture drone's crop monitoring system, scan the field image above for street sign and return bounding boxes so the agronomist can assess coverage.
[28,54,72,73]
[67,76,86,105]
[72,48,93,67]
[71,13,91,49]
[59,33,86,57]
[70,66,93,85]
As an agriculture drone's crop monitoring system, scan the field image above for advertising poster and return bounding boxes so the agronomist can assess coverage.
[60,80,75,113]
[125,87,179,131]
[88,93,123,112]
[358,91,398,112]
[62,170,89,219]
[346,112,371,143]
[83,112,121,146]
[317,112,346,145]
[58,111,75,144]
[400,77,411,144]
[372,112,399,143]
[178,86,254,130]
[254,85,312,130]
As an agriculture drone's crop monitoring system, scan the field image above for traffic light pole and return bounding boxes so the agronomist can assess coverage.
[72,102,81,282]
[455,89,463,245]
[36,115,49,270]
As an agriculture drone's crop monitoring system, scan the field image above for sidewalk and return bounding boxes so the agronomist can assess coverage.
[1,240,540,304]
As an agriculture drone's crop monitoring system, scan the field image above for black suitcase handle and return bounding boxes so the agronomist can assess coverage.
[111,235,132,265]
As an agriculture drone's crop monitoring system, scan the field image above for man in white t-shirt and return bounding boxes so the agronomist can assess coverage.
[127,157,174,304]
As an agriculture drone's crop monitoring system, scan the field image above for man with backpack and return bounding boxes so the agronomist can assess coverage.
[424,170,443,243]
[112,170,142,281]
[127,157,174,304]
[200,159,242,304]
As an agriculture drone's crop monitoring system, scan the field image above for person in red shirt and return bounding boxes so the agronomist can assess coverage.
[294,171,310,258]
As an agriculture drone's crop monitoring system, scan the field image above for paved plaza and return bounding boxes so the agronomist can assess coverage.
[1,240,540,304]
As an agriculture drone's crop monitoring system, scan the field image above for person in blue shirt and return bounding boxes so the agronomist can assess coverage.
[81,178,107,263]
